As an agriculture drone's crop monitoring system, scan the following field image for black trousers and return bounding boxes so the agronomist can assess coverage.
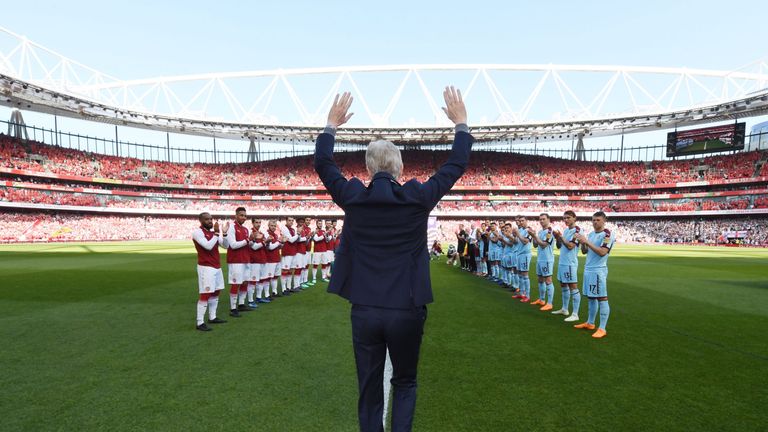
[467,245,477,272]
[351,304,427,432]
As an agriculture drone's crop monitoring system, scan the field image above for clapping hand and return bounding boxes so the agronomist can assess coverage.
[327,92,354,128]
[213,220,220,232]
[222,221,230,234]
[574,233,587,243]
[441,86,467,125]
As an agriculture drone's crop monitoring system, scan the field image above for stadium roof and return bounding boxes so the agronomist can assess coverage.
[1,26,768,143]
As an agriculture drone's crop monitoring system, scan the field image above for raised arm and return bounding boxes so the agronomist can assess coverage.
[421,86,474,209]
[314,92,354,205]
[555,228,578,250]
[226,223,248,250]
[192,229,219,251]
[281,226,299,243]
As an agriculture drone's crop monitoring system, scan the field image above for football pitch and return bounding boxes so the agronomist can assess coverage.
[1,242,766,431]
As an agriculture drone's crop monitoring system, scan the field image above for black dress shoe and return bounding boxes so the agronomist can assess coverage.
[196,323,212,331]
[230,309,241,317]
[209,317,227,324]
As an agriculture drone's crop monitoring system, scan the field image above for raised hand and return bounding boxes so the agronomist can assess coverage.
[213,220,220,232]
[327,92,354,128]
[441,86,467,125]
[222,221,230,234]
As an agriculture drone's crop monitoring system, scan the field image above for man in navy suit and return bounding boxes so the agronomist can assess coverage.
[314,87,473,432]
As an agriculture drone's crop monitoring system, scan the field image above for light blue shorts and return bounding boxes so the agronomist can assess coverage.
[536,260,554,277]
[557,263,578,284]
[516,255,531,272]
[583,268,608,297]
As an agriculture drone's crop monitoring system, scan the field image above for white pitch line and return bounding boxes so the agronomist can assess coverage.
[383,348,393,428]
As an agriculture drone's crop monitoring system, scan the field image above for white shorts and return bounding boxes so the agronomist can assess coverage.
[262,261,280,279]
[198,265,225,294]
[281,254,296,270]
[325,250,334,262]
[249,263,264,281]
[296,252,308,268]
[227,263,248,284]
[312,251,329,265]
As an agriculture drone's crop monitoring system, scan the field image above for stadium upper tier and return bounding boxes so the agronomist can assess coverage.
[2,135,768,218]
[2,135,767,191]
[3,212,766,246]
[1,26,768,142]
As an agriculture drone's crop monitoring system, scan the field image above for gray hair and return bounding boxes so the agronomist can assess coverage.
[366,140,403,178]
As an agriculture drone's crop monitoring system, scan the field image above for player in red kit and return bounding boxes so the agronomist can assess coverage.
[247,218,267,308]
[310,219,326,285]
[225,207,254,317]
[192,212,228,331]
[280,217,300,294]
[322,220,336,281]
[296,217,313,289]
[264,220,283,298]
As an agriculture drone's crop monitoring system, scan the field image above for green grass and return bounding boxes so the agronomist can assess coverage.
[1,242,766,431]
[678,138,729,154]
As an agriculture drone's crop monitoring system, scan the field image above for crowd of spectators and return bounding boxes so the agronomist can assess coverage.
[2,134,765,189]
[4,211,766,246]
[2,186,766,214]
[434,217,768,247]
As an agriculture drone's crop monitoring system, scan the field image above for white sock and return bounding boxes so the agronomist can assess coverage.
[196,300,207,325]
[271,278,278,294]
[256,282,264,299]
[207,296,218,319]
[302,268,308,283]
[237,290,246,305]
[312,266,318,281]
[229,293,237,309]
[293,272,301,288]
[247,283,255,302]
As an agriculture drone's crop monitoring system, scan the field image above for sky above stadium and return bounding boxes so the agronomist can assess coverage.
[1,0,767,156]
[4,0,766,75]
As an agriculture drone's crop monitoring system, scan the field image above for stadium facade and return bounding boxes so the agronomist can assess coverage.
[0,27,767,245]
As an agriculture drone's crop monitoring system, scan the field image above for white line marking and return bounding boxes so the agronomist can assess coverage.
[383,348,393,428]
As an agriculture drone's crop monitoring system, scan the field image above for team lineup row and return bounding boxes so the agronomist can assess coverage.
[451,211,615,338]
[191,207,339,331]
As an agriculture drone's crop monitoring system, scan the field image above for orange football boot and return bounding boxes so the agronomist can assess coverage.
[592,329,607,338]
[539,304,553,311]
[573,322,596,330]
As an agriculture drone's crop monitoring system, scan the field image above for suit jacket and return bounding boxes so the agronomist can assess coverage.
[314,130,474,308]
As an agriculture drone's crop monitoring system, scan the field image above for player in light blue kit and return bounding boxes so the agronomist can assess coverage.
[499,223,514,290]
[513,215,533,303]
[530,213,555,311]
[488,222,502,282]
[552,210,582,322]
[507,223,521,297]
[573,211,615,339]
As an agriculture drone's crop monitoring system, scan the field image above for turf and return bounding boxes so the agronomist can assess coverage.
[0,242,766,431]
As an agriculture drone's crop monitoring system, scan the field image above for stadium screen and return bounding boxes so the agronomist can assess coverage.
[666,122,746,157]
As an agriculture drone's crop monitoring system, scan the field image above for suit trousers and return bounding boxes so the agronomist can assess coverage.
[351,304,427,432]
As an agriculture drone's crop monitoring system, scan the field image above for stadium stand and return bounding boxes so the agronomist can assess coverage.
[1,134,766,245]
